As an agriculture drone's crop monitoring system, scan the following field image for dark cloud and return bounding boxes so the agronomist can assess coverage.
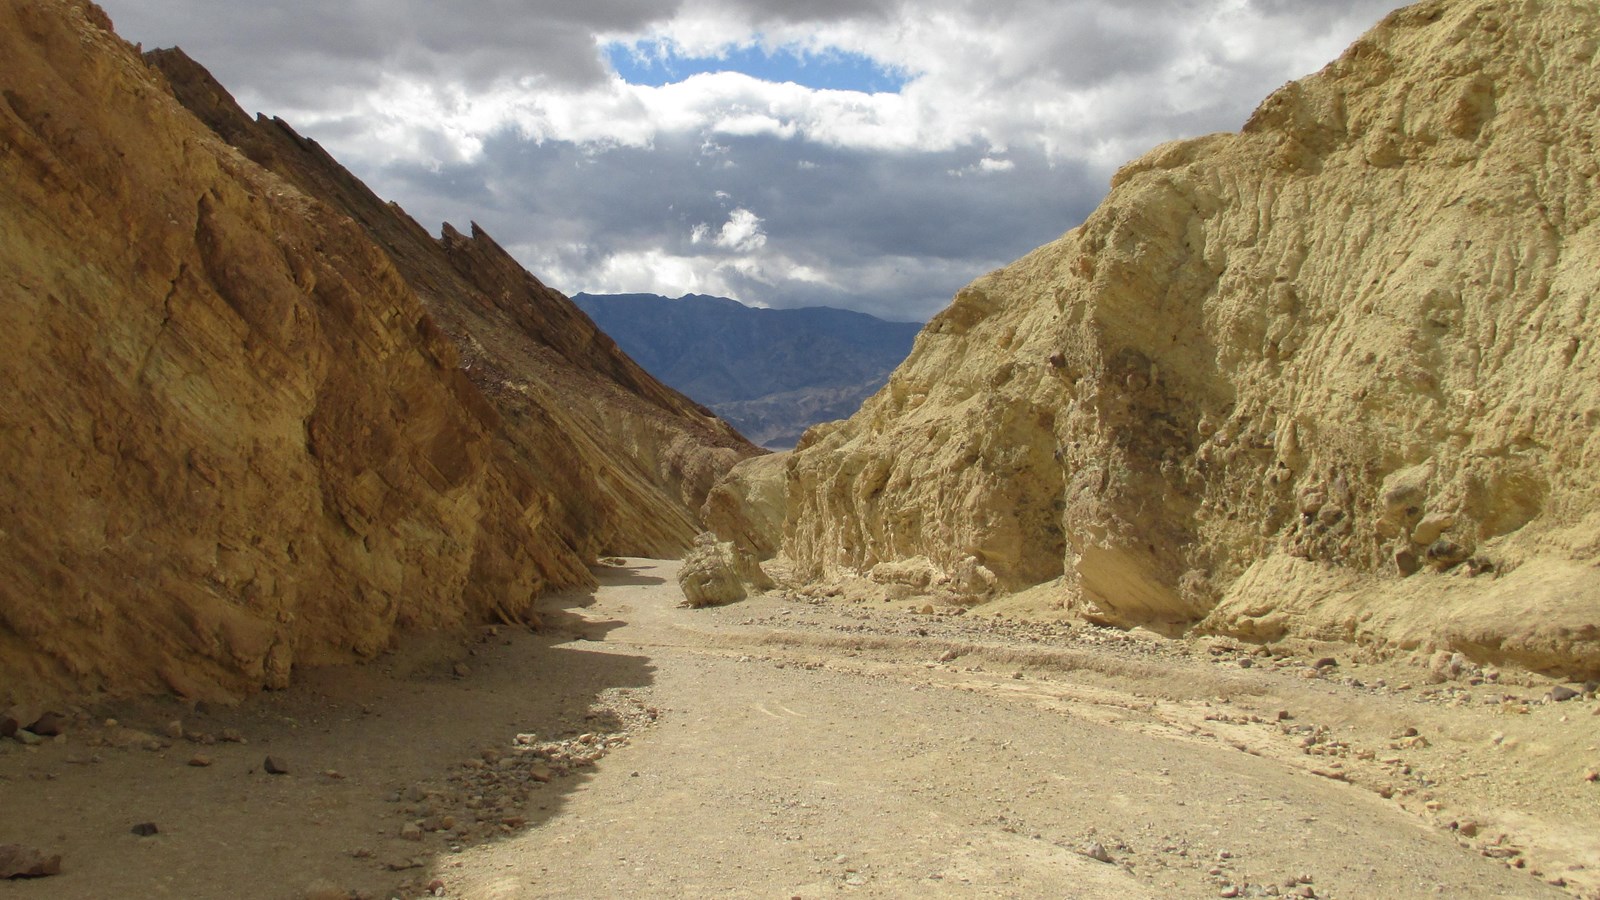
[366,129,1098,321]
[104,0,676,109]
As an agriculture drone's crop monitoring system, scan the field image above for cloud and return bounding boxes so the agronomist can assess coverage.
[693,208,768,252]
[101,0,1410,321]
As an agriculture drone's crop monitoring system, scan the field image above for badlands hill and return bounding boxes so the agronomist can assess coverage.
[0,0,756,704]
[715,0,1600,679]
[573,293,921,449]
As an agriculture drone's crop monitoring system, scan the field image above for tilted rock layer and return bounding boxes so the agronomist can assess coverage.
[0,1,754,703]
[775,0,1600,677]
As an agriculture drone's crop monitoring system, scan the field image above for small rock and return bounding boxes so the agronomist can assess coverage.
[399,822,423,842]
[919,604,934,615]
[452,663,470,678]
[188,754,213,767]
[1549,685,1580,703]
[1313,657,1337,669]
[219,728,245,743]
[12,729,43,746]
[426,878,447,896]
[0,844,62,878]
[263,755,290,775]
[1,705,43,737]
[1583,768,1598,783]
[938,649,960,663]
[130,822,159,837]
[1083,842,1112,863]
[163,720,184,740]
[29,712,68,737]
[1276,710,1292,721]
[1457,820,1480,837]
[302,879,347,900]
[1220,887,1241,899]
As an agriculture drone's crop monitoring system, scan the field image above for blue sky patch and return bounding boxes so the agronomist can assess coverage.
[605,40,911,94]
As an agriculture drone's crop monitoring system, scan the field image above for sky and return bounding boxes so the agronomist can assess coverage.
[101,0,1408,322]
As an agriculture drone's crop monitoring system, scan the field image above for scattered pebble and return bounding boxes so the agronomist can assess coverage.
[1083,842,1112,863]
[188,754,213,768]
[263,755,290,775]
[130,822,159,837]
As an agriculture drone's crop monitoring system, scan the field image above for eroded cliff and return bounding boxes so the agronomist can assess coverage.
[761,0,1600,677]
[0,0,755,704]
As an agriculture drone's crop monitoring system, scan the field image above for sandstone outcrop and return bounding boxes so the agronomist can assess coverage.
[676,533,774,609]
[0,0,755,704]
[755,0,1600,677]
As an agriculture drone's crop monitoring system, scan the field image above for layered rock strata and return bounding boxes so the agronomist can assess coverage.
[0,0,754,703]
[761,0,1599,676]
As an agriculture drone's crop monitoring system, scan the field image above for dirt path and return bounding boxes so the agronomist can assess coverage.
[2,560,1594,899]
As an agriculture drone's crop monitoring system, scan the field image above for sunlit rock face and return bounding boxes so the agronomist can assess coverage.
[0,0,757,703]
[770,0,1600,676]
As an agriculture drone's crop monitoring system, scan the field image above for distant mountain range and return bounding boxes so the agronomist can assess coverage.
[573,293,922,449]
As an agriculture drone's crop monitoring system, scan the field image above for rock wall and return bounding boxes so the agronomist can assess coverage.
[144,48,754,559]
[0,0,755,704]
[773,0,1600,676]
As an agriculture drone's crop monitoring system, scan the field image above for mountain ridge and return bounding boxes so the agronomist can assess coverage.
[573,292,921,448]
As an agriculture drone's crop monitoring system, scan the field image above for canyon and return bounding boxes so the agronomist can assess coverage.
[1,0,1597,898]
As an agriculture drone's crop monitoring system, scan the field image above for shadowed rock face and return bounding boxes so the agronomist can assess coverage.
[753,0,1600,676]
[0,0,756,703]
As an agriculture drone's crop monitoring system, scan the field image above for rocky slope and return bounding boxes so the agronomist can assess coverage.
[0,0,754,704]
[573,293,921,448]
[733,0,1600,678]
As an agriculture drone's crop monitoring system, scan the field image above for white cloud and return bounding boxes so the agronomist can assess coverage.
[692,207,768,252]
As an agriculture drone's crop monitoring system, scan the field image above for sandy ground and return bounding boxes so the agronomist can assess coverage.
[1,559,1596,899]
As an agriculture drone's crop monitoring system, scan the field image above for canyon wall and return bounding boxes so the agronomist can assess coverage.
[769,0,1600,676]
[0,0,754,703]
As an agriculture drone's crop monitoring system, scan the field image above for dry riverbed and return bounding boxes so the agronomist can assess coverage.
[1,559,1596,899]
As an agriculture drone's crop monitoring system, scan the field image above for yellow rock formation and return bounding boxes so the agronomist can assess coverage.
[0,1,756,703]
[750,0,1599,677]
